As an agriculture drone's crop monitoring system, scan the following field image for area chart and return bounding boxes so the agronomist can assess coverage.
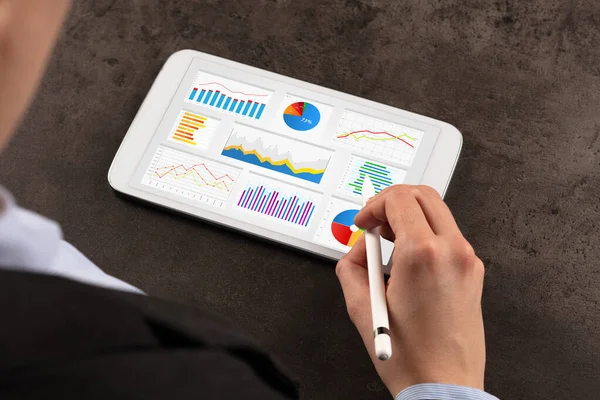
[186,71,273,120]
[221,125,331,184]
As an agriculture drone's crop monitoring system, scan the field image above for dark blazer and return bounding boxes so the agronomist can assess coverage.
[0,271,298,399]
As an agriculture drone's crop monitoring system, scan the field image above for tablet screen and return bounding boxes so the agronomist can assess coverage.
[129,58,440,259]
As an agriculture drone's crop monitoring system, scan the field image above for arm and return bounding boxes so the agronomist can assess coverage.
[336,185,498,399]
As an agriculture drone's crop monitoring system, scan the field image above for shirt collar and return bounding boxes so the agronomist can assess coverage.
[0,186,63,272]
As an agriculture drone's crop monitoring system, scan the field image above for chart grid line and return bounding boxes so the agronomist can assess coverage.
[142,146,240,209]
[334,110,424,166]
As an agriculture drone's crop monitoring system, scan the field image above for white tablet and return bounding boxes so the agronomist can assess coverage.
[108,50,462,263]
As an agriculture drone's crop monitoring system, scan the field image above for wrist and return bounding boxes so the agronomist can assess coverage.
[384,370,484,397]
[395,383,498,400]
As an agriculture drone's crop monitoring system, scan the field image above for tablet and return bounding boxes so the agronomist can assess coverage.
[108,50,462,263]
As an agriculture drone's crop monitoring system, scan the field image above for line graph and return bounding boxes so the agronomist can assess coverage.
[142,146,241,208]
[334,111,424,166]
[168,110,219,149]
[336,130,416,147]
[193,81,268,97]
[186,71,273,120]
[154,163,235,192]
[221,124,331,184]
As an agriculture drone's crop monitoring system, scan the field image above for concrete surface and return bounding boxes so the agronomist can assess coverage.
[1,1,599,399]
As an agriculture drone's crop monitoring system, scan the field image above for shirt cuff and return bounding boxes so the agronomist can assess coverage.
[396,383,500,400]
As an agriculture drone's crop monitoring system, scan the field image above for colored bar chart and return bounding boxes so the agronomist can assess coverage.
[338,155,406,199]
[210,91,219,106]
[186,71,273,120]
[236,177,318,228]
[168,110,220,150]
[351,162,393,193]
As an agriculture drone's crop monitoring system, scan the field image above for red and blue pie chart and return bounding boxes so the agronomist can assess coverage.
[331,209,364,247]
[283,101,321,131]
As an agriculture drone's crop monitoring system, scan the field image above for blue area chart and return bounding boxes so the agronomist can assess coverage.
[221,127,330,184]
[283,102,321,131]
[220,148,323,184]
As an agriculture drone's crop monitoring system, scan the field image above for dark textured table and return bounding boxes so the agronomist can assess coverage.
[2,1,599,399]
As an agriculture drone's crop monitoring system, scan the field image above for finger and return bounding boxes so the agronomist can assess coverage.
[340,235,367,269]
[412,185,461,235]
[378,222,395,243]
[336,248,371,332]
[354,186,433,240]
[358,202,395,242]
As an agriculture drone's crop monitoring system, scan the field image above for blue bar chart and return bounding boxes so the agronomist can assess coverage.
[186,71,272,120]
[236,177,318,228]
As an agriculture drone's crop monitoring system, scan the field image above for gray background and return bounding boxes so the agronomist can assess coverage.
[1,1,599,399]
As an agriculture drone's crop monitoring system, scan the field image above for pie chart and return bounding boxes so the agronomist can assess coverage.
[331,209,364,247]
[283,101,321,131]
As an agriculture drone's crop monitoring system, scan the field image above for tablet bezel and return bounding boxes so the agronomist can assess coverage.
[108,50,462,261]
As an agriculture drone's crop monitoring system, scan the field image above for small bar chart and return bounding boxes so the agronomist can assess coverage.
[168,110,219,149]
[186,71,273,120]
[338,155,406,198]
[236,177,318,228]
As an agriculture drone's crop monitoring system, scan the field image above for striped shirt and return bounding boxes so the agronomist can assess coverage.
[397,383,499,400]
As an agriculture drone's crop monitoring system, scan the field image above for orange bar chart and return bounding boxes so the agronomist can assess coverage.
[168,110,219,150]
[173,112,207,145]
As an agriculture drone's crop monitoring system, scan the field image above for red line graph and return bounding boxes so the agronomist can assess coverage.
[337,129,415,148]
[196,81,269,97]
[155,163,236,191]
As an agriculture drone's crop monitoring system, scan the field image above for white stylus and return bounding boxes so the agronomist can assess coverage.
[362,176,392,361]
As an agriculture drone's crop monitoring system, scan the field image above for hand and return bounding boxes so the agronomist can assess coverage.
[336,185,486,396]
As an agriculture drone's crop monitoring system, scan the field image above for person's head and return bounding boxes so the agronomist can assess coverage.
[0,0,71,151]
